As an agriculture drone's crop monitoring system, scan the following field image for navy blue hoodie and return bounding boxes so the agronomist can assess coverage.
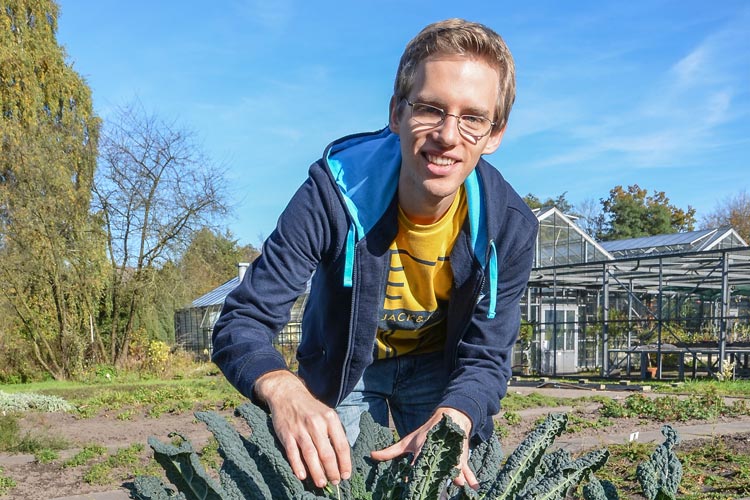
[212,127,538,440]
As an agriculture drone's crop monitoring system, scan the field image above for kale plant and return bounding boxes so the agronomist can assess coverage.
[134,403,682,500]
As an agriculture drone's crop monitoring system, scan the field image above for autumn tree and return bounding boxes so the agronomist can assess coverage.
[0,0,106,379]
[523,192,576,214]
[598,185,696,241]
[93,102,228,366]
[701,190,750,243]
[177,227,260,301]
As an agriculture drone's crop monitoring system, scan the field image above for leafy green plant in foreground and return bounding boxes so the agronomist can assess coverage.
[0,467,16,496]
[134,403,682,499]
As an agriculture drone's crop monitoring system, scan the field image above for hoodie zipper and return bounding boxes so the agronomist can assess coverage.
[337,241,359,405]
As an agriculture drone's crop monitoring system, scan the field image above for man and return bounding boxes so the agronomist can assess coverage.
[212,18,538,490]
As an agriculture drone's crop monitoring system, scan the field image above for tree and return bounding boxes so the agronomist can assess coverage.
[523,192,575,214]
[573,197,605,239]
[701,190,750,243]
[93,102,229,366]
[177,227,260,301]
[0,0,106,379]
[598,185,696,241]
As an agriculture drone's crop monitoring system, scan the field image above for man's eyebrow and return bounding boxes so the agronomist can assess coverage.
[414,96,492,118]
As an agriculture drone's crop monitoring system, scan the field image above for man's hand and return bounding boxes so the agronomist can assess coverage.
[369,407,478,489]
[254,370,352,488]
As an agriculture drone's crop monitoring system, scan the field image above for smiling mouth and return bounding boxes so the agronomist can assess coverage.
[425,154,457,167]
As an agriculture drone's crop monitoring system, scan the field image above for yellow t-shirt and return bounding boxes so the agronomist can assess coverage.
[375,187,467,359]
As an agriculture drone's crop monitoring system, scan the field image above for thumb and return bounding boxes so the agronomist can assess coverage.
[462,463,479,490]
[370,440,408,462]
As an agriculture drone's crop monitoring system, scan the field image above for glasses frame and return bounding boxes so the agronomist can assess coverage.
[403,99,497,140]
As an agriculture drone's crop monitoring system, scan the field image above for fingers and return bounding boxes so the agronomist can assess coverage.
[370,440,409,462]
[453,462,479,490]
[278,408,351,488]
[308,411,352,486]
[463,464,479,490]
[328,418,353,480]
[257,372,351,488]
[280,433,308,482]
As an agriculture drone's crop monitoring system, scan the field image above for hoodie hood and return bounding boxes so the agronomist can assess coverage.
[324,127,498,317]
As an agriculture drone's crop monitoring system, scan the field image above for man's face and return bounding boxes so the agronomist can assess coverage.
[390,55,506,223]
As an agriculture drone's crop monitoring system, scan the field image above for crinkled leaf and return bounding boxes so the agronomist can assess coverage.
[447,433,504,500]
[194,411,274,499]
[582,475,619,500]
[147,435,224,500]
[352,411,396,491]
[636,425,682,500]
[538,449,573,477]
[518,448,610,500]
[371,455,411,500]
[403,415,464,500]
[234,402,305,499]
[484,413,568,500]
[132,475,187,500]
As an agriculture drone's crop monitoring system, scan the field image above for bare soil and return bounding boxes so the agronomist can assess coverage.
[1,387,749,499]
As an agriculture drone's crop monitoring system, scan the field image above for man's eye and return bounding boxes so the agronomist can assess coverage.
[462,115,485,125]
[416,105,443,117]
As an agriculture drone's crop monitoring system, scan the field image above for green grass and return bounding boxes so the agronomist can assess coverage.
[599,392,750,421]
[502,390,589,411]
[63,444,107,468]
[34,449,60,464]
[2,374,244,418]
[654,378,750,397]
[0,413,70,453]
[589,434,750,499]
[0,467,16,496]
[81,443,147,485]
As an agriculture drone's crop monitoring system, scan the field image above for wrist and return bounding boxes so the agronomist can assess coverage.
[254,370,304,407]
[437,407,473,436]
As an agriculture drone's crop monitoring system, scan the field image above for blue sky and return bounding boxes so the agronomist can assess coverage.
[56,0,750,247]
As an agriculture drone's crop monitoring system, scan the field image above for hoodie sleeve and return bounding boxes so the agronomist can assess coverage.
[211,164,336,402]
[439,213,537,440]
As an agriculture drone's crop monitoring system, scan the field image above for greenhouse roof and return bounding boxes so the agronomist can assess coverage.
[529,246,750,296]
[191,278,239,308]
[534,207,613,266]
[600,227,747,258]
[188,276,312,312]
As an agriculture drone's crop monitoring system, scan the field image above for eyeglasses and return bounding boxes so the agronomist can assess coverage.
[404,99,496,139]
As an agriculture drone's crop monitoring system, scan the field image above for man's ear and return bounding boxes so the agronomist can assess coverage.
[482,125,506,155]
[389,95,401,133]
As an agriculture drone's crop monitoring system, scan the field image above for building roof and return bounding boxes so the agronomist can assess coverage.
[534,206,613,266]
[187,276,312,316]
[600,227,747,257]
[191,278,239,308]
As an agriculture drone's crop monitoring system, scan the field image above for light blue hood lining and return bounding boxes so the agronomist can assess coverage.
[327,128,497,318]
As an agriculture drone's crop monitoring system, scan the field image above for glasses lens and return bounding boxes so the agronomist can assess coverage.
[411,103,444,126]
[459,115,492,136]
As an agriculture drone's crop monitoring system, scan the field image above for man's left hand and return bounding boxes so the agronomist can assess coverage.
[369,407,478,490]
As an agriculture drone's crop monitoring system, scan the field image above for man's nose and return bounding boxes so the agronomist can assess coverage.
[433,113,461,145]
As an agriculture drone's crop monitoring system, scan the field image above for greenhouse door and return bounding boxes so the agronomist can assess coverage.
[540,306,578,375]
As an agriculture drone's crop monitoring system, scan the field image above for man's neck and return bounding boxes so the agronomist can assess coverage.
[398,191,457,225]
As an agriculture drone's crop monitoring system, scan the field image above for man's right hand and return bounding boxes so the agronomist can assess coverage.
[253,370,352,488]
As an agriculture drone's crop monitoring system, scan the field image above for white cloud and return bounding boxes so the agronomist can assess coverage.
[236,0,294,34]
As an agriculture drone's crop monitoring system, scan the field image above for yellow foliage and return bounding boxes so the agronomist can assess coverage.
[146,341,172,372]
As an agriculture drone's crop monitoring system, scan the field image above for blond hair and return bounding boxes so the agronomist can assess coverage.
[394,19,516,131]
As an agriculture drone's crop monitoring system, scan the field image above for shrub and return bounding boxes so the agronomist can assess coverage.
[0,390,74,413]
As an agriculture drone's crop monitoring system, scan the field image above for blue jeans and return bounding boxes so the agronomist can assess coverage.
[335,351,449,444]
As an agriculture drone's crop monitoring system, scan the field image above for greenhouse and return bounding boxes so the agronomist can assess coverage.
[177,207,750,381]
[174,263,308,368]
[523,207,750,380]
